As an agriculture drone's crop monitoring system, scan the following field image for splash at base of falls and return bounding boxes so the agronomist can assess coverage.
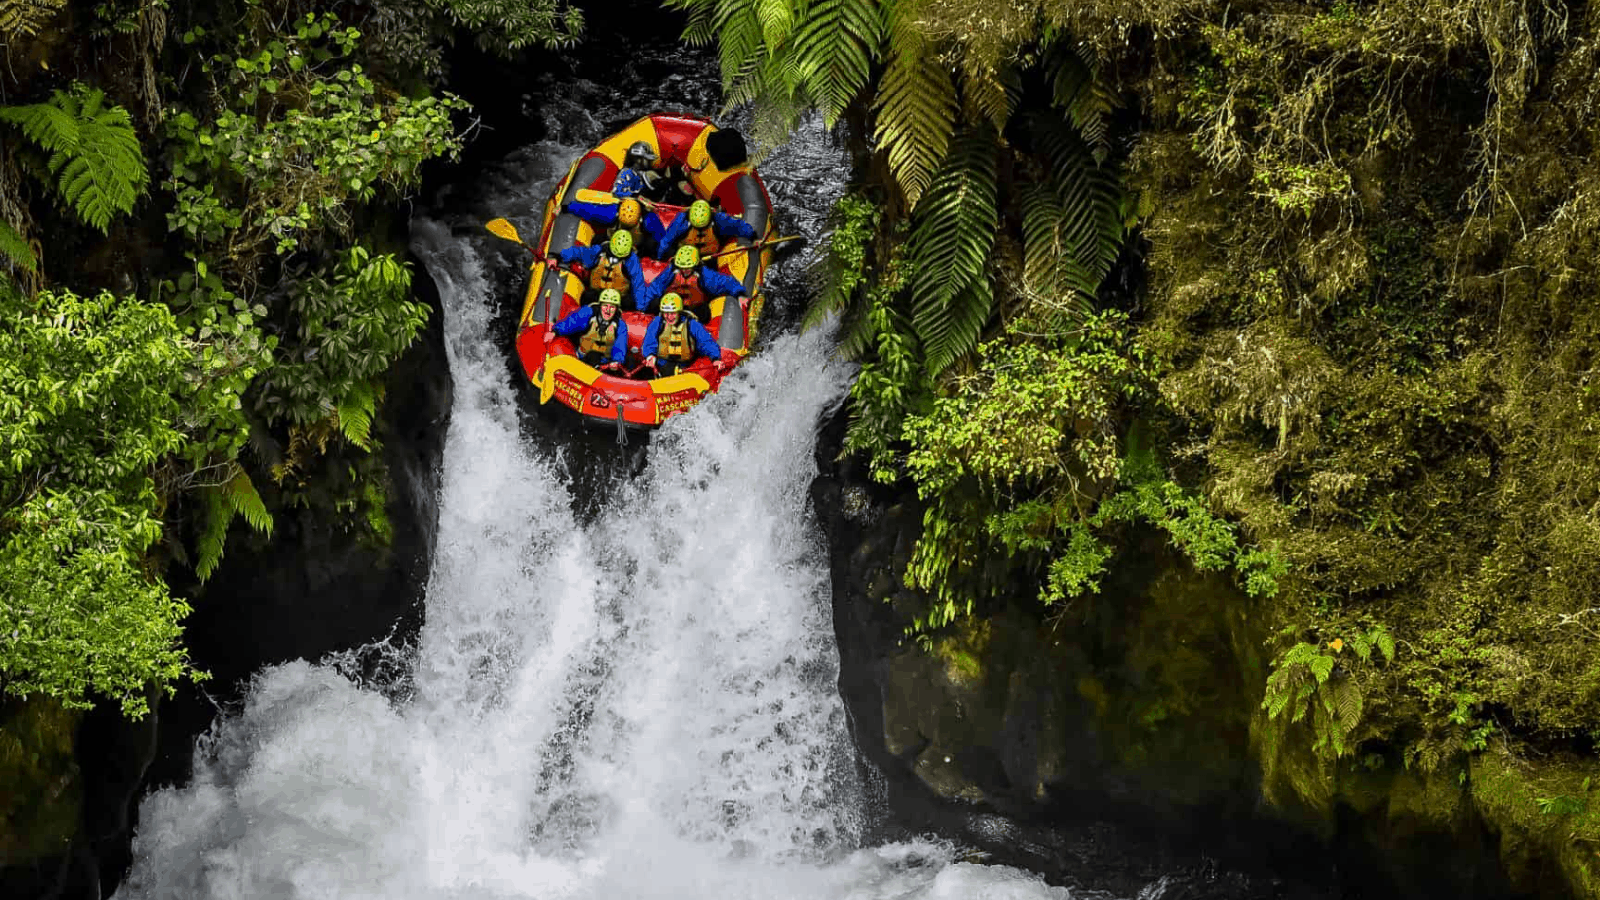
[115,138,1076,900]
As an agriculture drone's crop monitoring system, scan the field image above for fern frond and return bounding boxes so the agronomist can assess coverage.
[1047,43,1112,159]
[714,0,766,95]
[337,381,379,451]
[753,0,795,49]
[873,45,956,210]
[0,0,67,41]
[960,61,1020,132]
[677,0,717,45]
[907,130,998,373]
[791,0,882,125]
[0,219,37,272]
[223,466,274,536]
[0,84,150,232]
[1030,114,1126,290]
[0,102,79,154]
[194,483,232,582]
[1333,677,1363,732]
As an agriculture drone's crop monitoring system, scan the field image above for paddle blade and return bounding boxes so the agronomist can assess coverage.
[486,218,523,244]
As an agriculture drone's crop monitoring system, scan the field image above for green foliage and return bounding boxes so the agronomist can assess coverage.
[907,130,998,374]
[0,289,202,716]
[0,83,150,232]
[873,0,956,208]
[255,245,425,429]
[425,0,584,53]
[166,14,466,263]
[0,219,37,272]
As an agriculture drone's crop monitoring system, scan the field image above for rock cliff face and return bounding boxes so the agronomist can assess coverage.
[810,407,1539,900]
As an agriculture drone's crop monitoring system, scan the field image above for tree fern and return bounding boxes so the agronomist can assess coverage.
[959,59,1020,132]
[0,83,150,232]
[1029,114,1127,294]
[1050,43,1116,162]
[872,0,956,210]
[791,0,882,125]
[753,0,795,49]
[907,130,998,373]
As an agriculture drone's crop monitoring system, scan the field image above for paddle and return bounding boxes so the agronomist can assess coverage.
[486,218,539,254]
[702,235,803,261]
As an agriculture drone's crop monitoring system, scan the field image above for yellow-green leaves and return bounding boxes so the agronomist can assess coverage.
[0,288,200,716]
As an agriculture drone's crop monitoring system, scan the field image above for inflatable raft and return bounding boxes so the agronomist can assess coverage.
[512,114,776,429]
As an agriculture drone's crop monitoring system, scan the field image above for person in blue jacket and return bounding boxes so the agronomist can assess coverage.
[564,196,665,258]
[611,141,659,199]
[656,200,756,260]
[548,230,652,310]
[546,288,629,371]
[641,292,726,378]
[641,245,750,320]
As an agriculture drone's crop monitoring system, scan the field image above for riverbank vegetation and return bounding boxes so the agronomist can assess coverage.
[675,0,1600,893]
[0,0,580,717]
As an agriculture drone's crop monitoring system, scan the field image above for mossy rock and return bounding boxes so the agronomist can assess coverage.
[0,699,81,867]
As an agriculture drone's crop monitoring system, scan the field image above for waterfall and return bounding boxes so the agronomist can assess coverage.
[114,139,1074,900]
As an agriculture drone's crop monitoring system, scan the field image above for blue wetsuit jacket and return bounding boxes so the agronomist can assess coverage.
[552,305,630,364]
[641,315,722,364]
[655,210,758,259]
[640,265,749,309]
[553,244,652,307]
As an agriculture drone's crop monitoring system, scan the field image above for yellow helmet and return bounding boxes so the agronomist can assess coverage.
[688,200,712,228]
[674,245,700,269]
[659,292,684,313]
[597,288,622,307]
[617,198,642,228]
[608,230,633,257]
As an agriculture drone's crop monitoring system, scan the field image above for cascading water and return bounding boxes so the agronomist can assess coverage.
[115,124,1077,898]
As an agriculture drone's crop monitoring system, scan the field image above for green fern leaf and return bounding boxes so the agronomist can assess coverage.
[0,83,149,232]
[907,130,998,373]
[194,484,233,582]
[873,42,956,209]
[753,0,795,48]
[960,61,1020,132]
[0,219,37,272]
[1049,44,1116,161]
[1334,677,1363,730]
[223,466,274,537]
[791,0,881,125]
[337,381,379,451]
[713,0,766,96]
[1375,626,1396,662]
[1029,114,1126,290]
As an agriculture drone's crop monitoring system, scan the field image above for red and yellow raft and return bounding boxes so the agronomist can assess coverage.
[513,114,776,429]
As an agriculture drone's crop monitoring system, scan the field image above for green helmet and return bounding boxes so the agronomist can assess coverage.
[659,292,684,313]
[674,245,700,269]
[688,200,712,228]
[608,230,633,257]
[597,288,622,307]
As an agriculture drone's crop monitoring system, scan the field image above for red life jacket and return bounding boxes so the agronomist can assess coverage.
[665,267,705,307]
